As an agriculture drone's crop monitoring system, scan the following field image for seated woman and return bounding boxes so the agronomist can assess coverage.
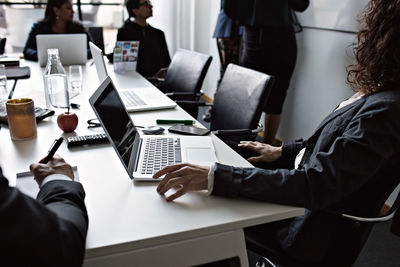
[154,0,400,265]
[23,0,92,61]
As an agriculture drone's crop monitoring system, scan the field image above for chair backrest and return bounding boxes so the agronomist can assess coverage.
[88,26,104,53]
[0,37,6,55]
[162,49,212,94]
[210,64,274,133]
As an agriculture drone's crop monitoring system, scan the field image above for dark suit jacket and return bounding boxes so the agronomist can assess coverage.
[117,20,171,77]
[213,90,400,265]
[0,167,88,267]
[23,21,93,61]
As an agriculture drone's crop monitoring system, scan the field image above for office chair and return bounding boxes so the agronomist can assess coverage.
[88,27,104,53]
[209,64,273,144]
[159,49,212,118]
[0,37,6,54]
[246,183,400,267]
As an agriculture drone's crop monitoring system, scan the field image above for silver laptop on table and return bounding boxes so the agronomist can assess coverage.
[89,42,177,112]
[89,76,217,181]
[36,34,87,67]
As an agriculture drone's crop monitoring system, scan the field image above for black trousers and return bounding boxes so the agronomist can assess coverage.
[241,26,297,114]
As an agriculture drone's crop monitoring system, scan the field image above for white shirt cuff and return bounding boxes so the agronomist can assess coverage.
[41,174,73,187]
[206,163,216,196]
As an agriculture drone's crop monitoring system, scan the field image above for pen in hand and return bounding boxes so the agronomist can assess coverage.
[42,137,64,164]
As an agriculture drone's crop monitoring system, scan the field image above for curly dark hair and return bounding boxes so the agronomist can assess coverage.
[347,0,400,94]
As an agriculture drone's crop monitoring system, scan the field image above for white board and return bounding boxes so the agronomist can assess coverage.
[297,0,369,32]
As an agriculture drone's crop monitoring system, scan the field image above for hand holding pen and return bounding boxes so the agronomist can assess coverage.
[30,137,74,187]
[42,137,64,164]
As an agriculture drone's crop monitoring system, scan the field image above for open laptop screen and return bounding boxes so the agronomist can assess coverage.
[90,77,140,176]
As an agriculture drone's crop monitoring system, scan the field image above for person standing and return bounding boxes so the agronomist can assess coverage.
[117,0,171,78]
[203,0,243,122]
[225,0,309,144]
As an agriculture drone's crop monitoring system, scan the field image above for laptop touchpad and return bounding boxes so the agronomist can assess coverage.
[186,147,215,165]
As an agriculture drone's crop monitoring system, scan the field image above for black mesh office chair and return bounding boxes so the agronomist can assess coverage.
[160,49,212,118]
[88,27,104,53]
[246,182,400,267]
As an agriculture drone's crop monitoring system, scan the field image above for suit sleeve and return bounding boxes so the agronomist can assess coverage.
[23,23,39,61]
[160,32,171,67]
[36,180,88,266]
[0,174,88,267]
[213,99,400,211]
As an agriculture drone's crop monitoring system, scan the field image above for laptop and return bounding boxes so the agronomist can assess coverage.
[89,42,177,112]
[36,34,87,67]
[89,76,217,181]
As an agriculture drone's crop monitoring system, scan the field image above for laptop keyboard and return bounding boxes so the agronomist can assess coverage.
[141,138,182,175]
[120,90,146,107]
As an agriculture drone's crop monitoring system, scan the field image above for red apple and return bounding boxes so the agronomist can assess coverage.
[57,112,78,133]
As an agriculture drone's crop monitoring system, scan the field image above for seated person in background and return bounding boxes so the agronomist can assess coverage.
[117,0,171,78]
[23,0,92,61]
[0,156,88,266]
[154,0,400,265]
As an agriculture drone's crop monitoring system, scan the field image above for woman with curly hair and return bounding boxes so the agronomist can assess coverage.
[154,0,400,265]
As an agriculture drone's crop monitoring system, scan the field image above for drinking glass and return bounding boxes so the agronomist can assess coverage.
[0,64,8,101]
[69,65,83,97]
[6,98,37,140]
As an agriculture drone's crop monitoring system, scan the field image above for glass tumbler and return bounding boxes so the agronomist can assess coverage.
[6,98,37,140]
[69,65,83,97]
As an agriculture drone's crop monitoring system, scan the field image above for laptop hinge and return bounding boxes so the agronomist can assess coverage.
[133,138,142,173]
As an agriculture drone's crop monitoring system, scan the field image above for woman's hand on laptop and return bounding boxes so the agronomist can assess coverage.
[153,163,209,201]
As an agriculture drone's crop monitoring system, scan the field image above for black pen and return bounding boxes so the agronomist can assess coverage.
[42,137,64,164]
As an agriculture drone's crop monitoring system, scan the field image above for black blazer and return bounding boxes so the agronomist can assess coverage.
[213,90,400,264]
[0,167,88,267]
[117,20,171,77]
[23,21,93,61]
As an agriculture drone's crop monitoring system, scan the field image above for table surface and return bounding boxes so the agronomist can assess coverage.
[0,59,304,259]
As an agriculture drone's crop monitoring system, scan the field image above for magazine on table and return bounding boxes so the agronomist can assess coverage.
[113,41,139,73]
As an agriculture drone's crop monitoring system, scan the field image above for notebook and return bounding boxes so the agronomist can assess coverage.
[36,34,87,67]
[89,76,217,181]
[89,42,177,112]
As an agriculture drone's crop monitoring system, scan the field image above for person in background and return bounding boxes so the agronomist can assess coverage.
[117,0,171,78]
[0,155,88,266]
[225,0,309,144]
[23,0,92,61]
[203,0,243,122]
[154,0,400,265]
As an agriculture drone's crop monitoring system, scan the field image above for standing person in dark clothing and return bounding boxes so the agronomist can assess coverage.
[203,0,243,122]
[23,0,92,61]
[226,0,309,145]
[117,0,171,78]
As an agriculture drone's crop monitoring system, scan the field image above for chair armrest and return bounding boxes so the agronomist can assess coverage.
[212,127,263,136]
[165,91,204,98]
[174,100,211,106]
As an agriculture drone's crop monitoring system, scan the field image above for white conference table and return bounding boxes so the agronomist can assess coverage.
[0,59,304,267]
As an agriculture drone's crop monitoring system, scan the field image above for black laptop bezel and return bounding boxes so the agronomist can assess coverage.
[89,76,141,179]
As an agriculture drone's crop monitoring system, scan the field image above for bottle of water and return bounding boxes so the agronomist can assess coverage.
[43,48,69,112]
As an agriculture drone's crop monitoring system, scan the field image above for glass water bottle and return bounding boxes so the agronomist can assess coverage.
[43,48,70,112]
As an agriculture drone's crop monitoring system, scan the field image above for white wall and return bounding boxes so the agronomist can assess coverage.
[278,28,356,140]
